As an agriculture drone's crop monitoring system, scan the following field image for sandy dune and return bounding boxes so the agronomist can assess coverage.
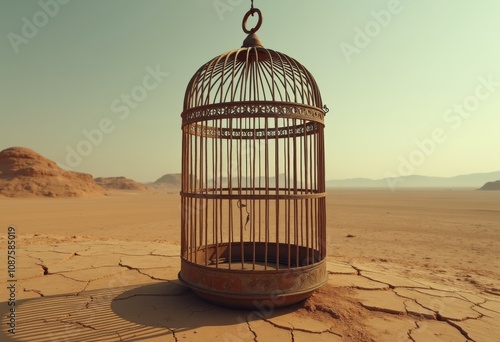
[1,189,499,341]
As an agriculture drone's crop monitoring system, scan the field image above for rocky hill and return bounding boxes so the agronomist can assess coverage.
[477,180,500,191]
[149,173,181,192]
[95,176,149,191]
[0,147,103,197]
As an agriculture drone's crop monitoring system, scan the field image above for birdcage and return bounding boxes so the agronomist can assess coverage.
[178,5,328,308]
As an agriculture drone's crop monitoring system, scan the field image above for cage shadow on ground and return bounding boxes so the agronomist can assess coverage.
[0,283,174,342]
[110,280,304,337]
[0,280,300,342]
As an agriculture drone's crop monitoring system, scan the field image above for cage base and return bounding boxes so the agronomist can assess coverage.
[178,272,323,309]
[179,242,327,309]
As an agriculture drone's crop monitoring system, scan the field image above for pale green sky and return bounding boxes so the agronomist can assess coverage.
[1,0,499,182]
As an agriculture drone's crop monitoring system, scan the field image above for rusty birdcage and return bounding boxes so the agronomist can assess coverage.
[178,4,328,308]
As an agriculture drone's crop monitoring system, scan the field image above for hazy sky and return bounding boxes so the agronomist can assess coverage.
[1,0,499,182]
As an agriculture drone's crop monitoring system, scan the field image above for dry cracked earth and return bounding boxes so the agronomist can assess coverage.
[1,241,499,341]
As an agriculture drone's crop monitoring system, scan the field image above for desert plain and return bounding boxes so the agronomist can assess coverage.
[1,188,499,341]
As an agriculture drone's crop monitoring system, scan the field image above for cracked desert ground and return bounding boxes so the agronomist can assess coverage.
[1,189,499,341]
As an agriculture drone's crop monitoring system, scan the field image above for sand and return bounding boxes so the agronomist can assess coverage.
[1,189,499,341]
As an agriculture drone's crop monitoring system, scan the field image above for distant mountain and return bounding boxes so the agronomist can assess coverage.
[477,180,500,191]
[151,171,500,190]
[0,147,103,197]
[95,177,149,191]
[154,173,308,190]
[326,171,500,189]
[148,173,181,192]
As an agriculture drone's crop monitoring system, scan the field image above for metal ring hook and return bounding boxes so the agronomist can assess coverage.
[242,8,262,34]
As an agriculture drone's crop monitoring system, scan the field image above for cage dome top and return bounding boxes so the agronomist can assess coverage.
[183,7,324,112]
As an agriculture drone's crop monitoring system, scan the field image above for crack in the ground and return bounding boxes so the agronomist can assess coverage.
[360,273,433,290]
[351,265,362,276]
[57,273,91,283]
[395,292,435,319]
[359,302,403,315]
[414,288,466,300]
[166,326,178,342]
[150,250,178,257]
[23,288,44,297]
[49,266,127,285]
[470,305,494,318]
[57,319,97,331]
[31,263,48,276]
[416,297,440,315]
[352,265,435,290]
[457,293,487,305]
[26,254,45,262]
[407,321,418,342]
[54,295,97,321]
[246,319,258,342]
[395,288,486,321]
[416,297,482,322]
[351,269,402,289]
[76,281,91,296]
[327,330,344,338]
[290,328,295,342]
[445,320,476,342]
[118,259,170,281]
[59,248,91,262]
[478,302,500,314]
[394,288,482,340]
[90,264,125,269]
[38,264,49,275]
[33,262,49,275]
[261,318,333,335]
[402,300,410,315]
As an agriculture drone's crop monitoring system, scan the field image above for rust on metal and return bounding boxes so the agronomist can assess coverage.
[179,4,328,309]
